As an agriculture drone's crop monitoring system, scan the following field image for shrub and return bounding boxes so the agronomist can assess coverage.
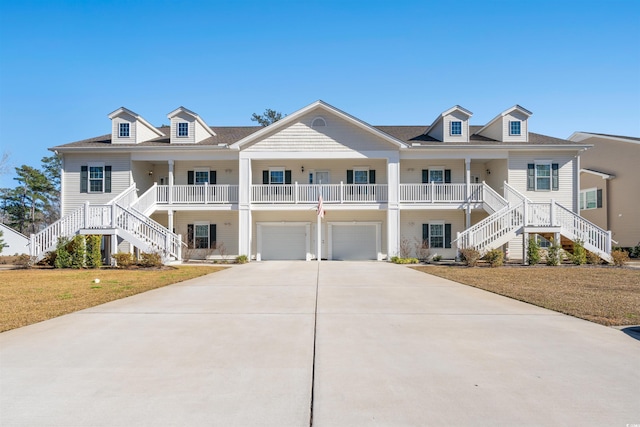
[113,252,134,268]
[546,239,563,266]
[390,256,419,264]
[69,235,87,269]
[236,255,249,264]
[54,237,72,268]
[571,240,587,265]
[527,237,541,265]
[39,250,57,267]
[459,248,480,267]
[14,254,33,269]
[484,248,504,268]
[586,251,602,265]
[432,255,442,262]
[630,243,640,259]
[398,236,412,259]
[139,251,162,268]
[611,249,629,267]
[86,235,102,268]
[413,238,430,261]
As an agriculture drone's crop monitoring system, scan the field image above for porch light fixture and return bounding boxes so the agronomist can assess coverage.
[301,166,305,173]
[148,170,153,176]
[486,169,491,175]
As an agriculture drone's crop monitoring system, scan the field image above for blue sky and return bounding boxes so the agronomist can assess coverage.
[1,0,639,188]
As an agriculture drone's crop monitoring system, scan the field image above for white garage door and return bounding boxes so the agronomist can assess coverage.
[260,225,307,260]
[331,224,378,260]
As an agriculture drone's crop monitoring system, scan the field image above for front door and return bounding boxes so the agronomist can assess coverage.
[312,171,330,185]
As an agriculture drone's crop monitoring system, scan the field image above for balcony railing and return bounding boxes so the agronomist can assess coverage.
[251,183,388,204]
[399,183,484,203]
[156,184,239,205]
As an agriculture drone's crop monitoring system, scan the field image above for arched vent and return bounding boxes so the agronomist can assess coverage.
[311,117,326,127]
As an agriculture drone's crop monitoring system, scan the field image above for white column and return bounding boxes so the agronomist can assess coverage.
[386,154,400,258]
[238,156,252,258]
[168,210,174,232]
[465,157,471,229]
[168,160,174,205]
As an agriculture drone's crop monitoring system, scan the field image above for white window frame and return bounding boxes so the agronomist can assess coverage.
[429,168,445,183]
[580,187,598,210]
[194,168,210,185]
[509,120,522,136]
[353,167,370,184]
[177,122,189,137]
[193,221,210,249]
[269,167,285,185]
[88,162,105,193]
[429,222,445,249]
[118,123,130,138]
[535,161,552,191]
[450,121,462,136]
[535,234,551,248]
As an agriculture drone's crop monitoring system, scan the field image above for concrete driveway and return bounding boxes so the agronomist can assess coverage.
[1,262,639,426]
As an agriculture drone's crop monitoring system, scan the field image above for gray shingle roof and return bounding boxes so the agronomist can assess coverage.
[53,124,581,150]
[579,132,640,142]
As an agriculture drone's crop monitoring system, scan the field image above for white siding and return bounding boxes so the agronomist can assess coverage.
[400,160,466,183]
[251,159,388,185]
[502,111,528,142]
[0,224,29,255]
[170,112,196,144]
[136,121,162,144]
[173,160,239,185]
[244,112,397,152]
[442,110,470,143]
[62,153,131,215]
[428,120,443,141]
[507,151,576,209]
[400,210,464,259]
[111,112,136,144]
[480,120,502,141]
[194,120,211,143]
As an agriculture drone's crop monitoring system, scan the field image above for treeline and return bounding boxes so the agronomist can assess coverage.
[0,154,61,235]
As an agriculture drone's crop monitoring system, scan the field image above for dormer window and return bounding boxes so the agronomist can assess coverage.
[312,117,326,127]
[177,122,189,137]
[119,123,130,138]
[450,121,462,136]
[510,121,521,136]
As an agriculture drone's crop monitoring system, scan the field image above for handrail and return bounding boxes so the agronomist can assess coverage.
[129,184,157,214]
[106,184,137,207]
[504,181,531,205]
[481,182,508,212]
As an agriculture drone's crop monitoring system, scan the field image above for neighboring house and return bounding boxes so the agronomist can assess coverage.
[0,224,29,255]
[30,101,611,264]
[568,132,640,248]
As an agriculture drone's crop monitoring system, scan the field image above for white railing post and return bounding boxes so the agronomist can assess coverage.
[550,199,556,226]
[30,234,36,257]
[204,182,209,204]
[340,181,344,203]
[111,203,117,227]
[431,182,435,204]
[607,230,612,254]
[523,199,528,226]
[84,201,90,228]
[294,182,299,204]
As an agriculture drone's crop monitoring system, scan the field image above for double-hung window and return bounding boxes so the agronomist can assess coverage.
[188,222,216,249]
[119,123,130,138]
[195,170,209,185]
[354,168,369,184]
[429,223,444,248]
[450,121,462,135]
[422,222,452,249]
[269,168,285,185]
[509,121,521,136]
[429,169,444,183]
[89,164,104,193]
[580,188,600,210]
[177,122,189,137]
[535,163,551,191]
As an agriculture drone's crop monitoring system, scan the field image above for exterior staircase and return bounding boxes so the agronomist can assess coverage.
[29,185,182,263]
[455,182,613,263]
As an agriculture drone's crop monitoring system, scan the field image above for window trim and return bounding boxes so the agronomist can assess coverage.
[87,162,105,193]
[194,168,210,185]
[509,120,522,136]
[177,122,189,138]
[118,123,130,138]
[580,187,599,210]
[450,121,462,136]
[429,168,445,183]
[311,117,326,127]
[193,221,210,249]
[534,161,552,191]
[269,167,285,185]
[429,222,445,249]
[353,167,370,184]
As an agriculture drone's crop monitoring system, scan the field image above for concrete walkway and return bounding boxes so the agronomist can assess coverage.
[1,262,639,426]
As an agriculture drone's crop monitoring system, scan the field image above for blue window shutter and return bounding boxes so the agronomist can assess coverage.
[369,170,376,184]
[346,170,353,184]
[262,170,268,184]
[187,171,194,185]
[285,170,292,185]
[552,163,559,191]
[444,169,451,184]
[597,189,602,208]
[422,169,429,183]
[80,166,88,193]
[104,166,112,193]
[209,170,216,185]
[422,224,429,245]
[445,224,452,248]
[527,164,535,190]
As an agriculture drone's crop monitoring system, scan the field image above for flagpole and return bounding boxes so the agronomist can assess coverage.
[317,180,323,262]
[317,207,321,262]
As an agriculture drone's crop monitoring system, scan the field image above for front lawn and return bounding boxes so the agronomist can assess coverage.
[413,265,640,326]
[0,266,225,332]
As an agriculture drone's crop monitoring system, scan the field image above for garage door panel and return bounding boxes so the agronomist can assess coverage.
[331,224,377,260]
[261,225,307,260]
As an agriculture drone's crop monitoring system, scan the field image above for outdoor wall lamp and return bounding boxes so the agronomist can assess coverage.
[486,169,491,175]
[148,170,153,176]
[301,166,305,172]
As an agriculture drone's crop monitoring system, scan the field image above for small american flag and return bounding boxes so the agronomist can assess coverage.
[317,194,325,218]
